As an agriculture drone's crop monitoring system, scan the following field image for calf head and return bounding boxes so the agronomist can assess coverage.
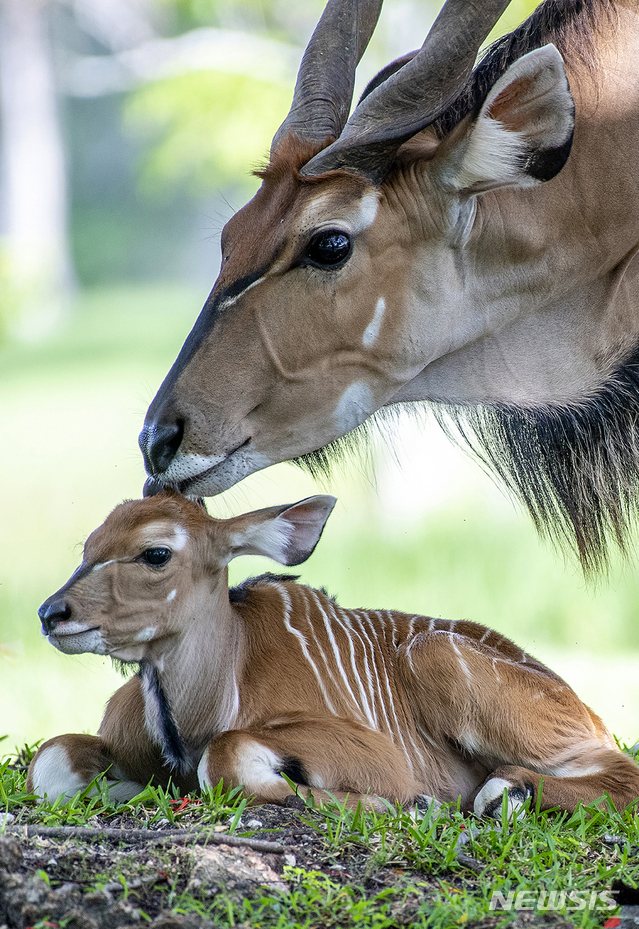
[38,490,336,663]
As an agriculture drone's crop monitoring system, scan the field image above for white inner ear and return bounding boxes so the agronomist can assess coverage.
[230,517,294,563]
[452,45,572,196]
[455,117,530,193]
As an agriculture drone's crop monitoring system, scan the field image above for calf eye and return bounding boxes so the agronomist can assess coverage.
[140,547,172,567]
[304,230,351,268]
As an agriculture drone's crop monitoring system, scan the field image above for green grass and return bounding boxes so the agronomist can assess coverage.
[2,746,638,928]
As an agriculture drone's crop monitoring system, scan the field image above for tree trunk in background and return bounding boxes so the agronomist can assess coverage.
[0,0,74,339]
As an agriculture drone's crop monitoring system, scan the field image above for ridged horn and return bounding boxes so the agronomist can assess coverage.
[271,0,383,155]
[302,0,513,180]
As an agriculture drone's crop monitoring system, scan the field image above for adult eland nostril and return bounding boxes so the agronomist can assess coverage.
[139,420,184,475]
[38,599,72,635]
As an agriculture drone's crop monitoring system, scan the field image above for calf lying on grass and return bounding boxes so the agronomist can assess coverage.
[28,490,639,817]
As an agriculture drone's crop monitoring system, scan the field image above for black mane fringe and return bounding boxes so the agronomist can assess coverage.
[434,0,617,137]
[296,347,639,573]
[433,354,639,574]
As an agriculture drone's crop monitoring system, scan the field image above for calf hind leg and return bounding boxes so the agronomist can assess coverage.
[198,716,419,811]
[401,627,639,816]
[474,749,639,818]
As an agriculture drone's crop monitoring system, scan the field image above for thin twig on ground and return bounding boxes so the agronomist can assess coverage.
[9,825,284,854]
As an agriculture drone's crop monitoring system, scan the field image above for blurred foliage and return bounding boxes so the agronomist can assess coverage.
[489,0,541,42]
[156,0,320,38]
[122,0,320,202]
[123,0,542,202]
[124,70,290,196]
[0,246,18,342]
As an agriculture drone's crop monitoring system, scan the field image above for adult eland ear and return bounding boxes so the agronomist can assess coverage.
[226,496,337,566]
[447,44,574,196]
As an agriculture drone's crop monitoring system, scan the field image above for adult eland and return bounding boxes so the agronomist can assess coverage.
[140,0,639,571]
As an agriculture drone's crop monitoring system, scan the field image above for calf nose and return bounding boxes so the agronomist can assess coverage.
[139,420,184,476]
[39,599,72,635]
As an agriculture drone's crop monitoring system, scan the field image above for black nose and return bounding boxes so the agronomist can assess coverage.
[139,420,184,475]
[39,599,72,635]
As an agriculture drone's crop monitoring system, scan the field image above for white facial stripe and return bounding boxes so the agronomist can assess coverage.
[363,297,386,347]
[350,190,379,233]
[139,524,189,551]
[298,193,334,231]
[171,527,188,551]
[135,626,157,642]
[217,275,267,313]
[298,190,379,237]
[334,381,374,434]
[93,558,127,571]
[166,589,177,602]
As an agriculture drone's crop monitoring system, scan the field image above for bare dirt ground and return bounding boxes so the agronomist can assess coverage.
[0,803,581,929]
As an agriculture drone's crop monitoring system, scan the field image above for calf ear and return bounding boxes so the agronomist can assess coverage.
[226,496,337,566]
[444,44,574,196]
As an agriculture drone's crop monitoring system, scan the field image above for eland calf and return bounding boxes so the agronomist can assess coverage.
[28,490,639,816]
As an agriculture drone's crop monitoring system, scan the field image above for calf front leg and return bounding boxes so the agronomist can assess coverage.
[474,749,639,818]
[27,733,146,803]
[28,676,197,803]
[198,716,419,811]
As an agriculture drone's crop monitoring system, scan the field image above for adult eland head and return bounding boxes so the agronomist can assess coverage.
[140,0,639,571]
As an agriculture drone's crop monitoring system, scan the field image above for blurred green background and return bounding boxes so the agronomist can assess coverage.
[1,0,638,756]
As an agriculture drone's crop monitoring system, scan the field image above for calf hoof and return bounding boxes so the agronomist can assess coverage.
[474,776,533,820]
[411,794,442,817]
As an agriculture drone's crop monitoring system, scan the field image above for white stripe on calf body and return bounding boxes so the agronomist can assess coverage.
[351,611,383,726]
[276,583,338,716]
[333,606,378,728]
[315,593,370,723]
[303,591,358,719]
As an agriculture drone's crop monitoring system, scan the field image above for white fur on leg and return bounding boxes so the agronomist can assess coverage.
[197,741,285,794]
[30,744,145,804]
[102,770,147,803]
[30,744,87,802]
[410,794,442,819]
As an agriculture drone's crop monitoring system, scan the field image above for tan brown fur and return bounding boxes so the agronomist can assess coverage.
[27,491,639,817]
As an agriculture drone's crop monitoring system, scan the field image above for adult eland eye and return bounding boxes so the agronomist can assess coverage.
[305,230,352,267]
[140,547,172,567]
